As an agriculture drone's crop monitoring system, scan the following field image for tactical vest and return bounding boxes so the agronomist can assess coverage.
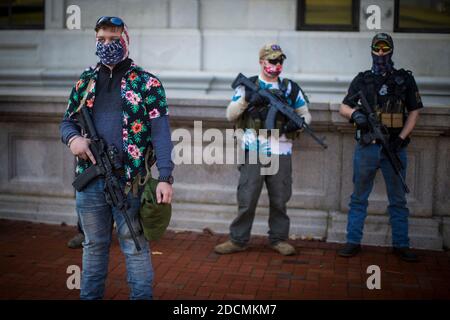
[235,76,308,140]
[360,69,410,129]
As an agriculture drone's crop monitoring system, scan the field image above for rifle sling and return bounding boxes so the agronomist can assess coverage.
[76,79,95,113]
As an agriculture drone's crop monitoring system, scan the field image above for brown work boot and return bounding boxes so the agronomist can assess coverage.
[214,240,247,254]
[271,241,296,256]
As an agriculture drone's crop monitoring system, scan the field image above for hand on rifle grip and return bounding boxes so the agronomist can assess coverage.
[69,136,96,164]
[350,110,369,129]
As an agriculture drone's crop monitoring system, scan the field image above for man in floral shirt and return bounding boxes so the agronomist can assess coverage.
[60,17,173,300]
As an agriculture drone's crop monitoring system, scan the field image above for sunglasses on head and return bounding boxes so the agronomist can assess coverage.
[372,44,392,53]
[96,16,124,28]
[271,44,282,51]
[267,58,284,65]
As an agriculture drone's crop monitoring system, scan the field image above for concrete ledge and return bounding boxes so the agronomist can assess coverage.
[0,194,76,226]
[444,218,450,249]
[0,69,449,107]
[169,202,328,240]
[327,211,443,250]
[0,85,448,251]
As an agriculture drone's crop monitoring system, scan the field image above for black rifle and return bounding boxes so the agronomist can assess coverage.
[72,106,142,251]
[231,73,327,149]
[349,90,410,194]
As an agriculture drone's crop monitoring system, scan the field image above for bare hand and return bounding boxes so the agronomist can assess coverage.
[69,136,96,164]
[156,182,173,204]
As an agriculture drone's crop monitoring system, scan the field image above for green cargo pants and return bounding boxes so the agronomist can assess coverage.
[230,154,292,246]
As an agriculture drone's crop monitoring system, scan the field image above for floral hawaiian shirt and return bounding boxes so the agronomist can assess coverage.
[63,60,168,185]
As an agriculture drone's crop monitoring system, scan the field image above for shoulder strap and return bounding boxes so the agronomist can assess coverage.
[244,75,259,101]
[362,71,377,107]
[127,144,155,197]
[395,68,410,75]
[139,144,156,186]
[362,70,374,82]
[249,75,259,85]
[280,78,289,92]
[391,69,409,100]
[75,78,95,113]
[299,85,309,104]
[281,78,304,105]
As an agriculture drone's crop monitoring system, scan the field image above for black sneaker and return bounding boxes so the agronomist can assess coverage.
[393,247,419,262]
[67,233,84,249]
[338,243,361,257]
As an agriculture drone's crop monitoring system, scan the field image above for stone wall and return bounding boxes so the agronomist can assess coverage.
[0,92,449,250]
[0,0,449,250]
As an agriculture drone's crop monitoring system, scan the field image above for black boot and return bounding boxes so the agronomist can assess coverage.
[338,243,361,257]
[393,247,419,262]
[67,233,84,249]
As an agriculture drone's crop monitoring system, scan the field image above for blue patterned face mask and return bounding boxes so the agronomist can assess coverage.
[96,39,124,65]
[371,51,394,75]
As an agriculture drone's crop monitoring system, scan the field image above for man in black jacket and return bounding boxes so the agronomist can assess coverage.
[338,33,422,262]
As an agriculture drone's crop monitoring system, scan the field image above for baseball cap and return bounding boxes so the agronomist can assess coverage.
[259,43,287,61]
[371,33,394,50]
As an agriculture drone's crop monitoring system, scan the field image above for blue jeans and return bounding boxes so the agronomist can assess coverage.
[76,178,153,300]
[347,143,410,248]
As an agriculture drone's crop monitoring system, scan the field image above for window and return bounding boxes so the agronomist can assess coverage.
[0,0,45,30]
[297,0,359,31]
[395,0,450,33]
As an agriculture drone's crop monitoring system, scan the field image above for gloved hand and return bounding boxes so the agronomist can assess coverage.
[390,136,406,153]
[282,119,303,134]
[246,90,268,107]
[350,110,369,129]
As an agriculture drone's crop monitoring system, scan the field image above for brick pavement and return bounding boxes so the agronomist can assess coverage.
[0,219,449,300]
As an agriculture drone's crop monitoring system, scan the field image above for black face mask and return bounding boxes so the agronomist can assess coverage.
[371,51,394,75]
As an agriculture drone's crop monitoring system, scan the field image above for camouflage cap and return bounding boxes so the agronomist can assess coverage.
[259,43,287,60]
